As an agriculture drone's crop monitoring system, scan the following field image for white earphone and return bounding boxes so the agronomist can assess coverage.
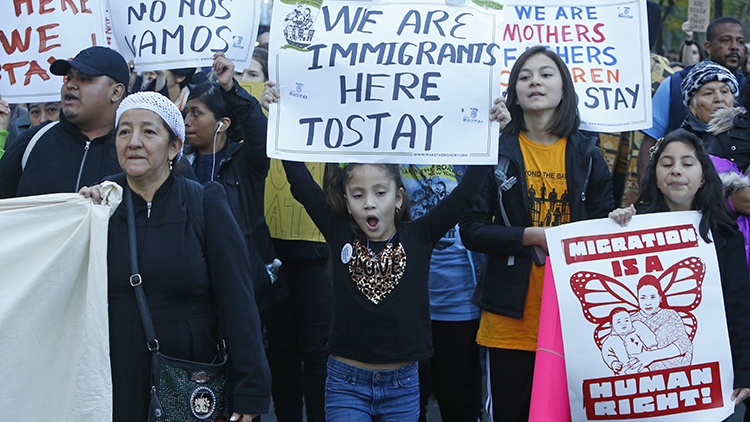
[217,122,224,130]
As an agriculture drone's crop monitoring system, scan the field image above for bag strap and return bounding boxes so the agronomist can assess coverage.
[493,156,517,266]
[126,184,161,353]
[21,121,59,171]
[493,156,514,227]
[184,179,206,255]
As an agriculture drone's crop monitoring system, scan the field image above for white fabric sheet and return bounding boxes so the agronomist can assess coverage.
[0,183,121,421]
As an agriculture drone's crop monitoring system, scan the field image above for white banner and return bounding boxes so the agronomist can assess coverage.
[501,0,651,132]
[267,0,504,164]
[0,0,107,102]
[0,183,122,422]
[106,0,260,71]
[546,212,734,421]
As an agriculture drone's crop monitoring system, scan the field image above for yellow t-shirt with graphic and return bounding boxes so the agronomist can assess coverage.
[476,132,570,351]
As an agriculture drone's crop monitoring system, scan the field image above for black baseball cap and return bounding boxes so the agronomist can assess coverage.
[50,46,129,87]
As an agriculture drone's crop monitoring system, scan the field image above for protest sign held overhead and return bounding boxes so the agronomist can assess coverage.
[501,0,651,132]
[546,212,736,422]
[688,0,709,33]
[105,0,260,71]
[267,0,505,165]
[0,0,107,102]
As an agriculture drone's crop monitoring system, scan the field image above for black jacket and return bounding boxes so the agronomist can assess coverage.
[460,131,614,318]
[5,113,32,150]
[707,109,750,173]
[106,174,271,419]
[185,81,285,311]
[0,113,120,198]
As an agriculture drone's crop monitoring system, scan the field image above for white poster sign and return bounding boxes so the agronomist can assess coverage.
[546,212,735,422]
[267,0,504,164]
[501,0,651,132]
[106,0,260,71]
[0,0,107,102]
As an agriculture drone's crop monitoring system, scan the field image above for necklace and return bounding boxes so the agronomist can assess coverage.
[366,231,397,260]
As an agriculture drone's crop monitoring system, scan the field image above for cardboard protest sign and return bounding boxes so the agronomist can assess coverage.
[546,212,735,421]
[105,0,260,71]
[688,0,709,33]
[267,0,504,164]
[501,0,651,132]
[0,0,107,102]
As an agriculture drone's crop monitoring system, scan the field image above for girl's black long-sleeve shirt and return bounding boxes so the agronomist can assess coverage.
[282,161,491,364]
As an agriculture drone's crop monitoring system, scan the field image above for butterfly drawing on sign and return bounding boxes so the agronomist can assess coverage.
[570,257,705,374]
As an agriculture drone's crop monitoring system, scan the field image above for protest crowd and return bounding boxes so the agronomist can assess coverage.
[3,0,750,421]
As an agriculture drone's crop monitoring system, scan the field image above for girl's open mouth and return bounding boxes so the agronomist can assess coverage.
[366,216,379,230]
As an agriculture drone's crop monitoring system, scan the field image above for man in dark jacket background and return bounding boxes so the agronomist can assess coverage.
[0,46,128,198]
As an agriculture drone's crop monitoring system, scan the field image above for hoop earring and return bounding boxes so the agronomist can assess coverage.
[396,206,401,214]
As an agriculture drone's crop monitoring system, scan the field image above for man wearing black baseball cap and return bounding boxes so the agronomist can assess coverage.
[0,46,128,198]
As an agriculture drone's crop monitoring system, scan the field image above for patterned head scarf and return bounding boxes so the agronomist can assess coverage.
[116,91,185,162]
[681,60,739,107]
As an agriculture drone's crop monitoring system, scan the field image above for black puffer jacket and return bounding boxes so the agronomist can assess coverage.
[460,130,614,318]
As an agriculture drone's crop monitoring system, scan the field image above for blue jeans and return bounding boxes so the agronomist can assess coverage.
[325,356,420,422]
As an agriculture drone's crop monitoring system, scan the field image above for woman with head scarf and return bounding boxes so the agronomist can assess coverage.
[80,91,271,422]
[678,60,739,145]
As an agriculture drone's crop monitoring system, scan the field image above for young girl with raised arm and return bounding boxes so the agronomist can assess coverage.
[262,81,509,422]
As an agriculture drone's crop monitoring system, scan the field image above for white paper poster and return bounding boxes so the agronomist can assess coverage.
[267,0,504,164]
[105,0,260,71]
[500,0,652,132]
[546,212,735,422]
[0,0,107,102]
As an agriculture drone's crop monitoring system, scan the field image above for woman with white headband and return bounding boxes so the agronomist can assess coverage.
[80,91,271,422]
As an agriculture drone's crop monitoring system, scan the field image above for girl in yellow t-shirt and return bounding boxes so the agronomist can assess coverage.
[460,45,615,421]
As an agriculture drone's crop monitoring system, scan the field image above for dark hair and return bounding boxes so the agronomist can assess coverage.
[741,53,750,79]
[503,46,580,138]
[636,275,663,298]
[252,47,269,82]
[678,40,707,64]
[706,17,742,43]
[169,68,196,89]
[323,163,411,235]
[186,82,242,141]
[739,78,750,109]
[646,1,660,50]
[638,129,736,242]
[608,306,630,321]
[162,121,190,176]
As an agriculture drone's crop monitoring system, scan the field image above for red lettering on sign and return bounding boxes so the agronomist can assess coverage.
[0,28,32,54]
[24,60,50,85]
[37,23,60,53]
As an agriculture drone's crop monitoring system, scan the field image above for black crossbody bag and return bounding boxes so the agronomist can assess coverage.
[125,184,230,422]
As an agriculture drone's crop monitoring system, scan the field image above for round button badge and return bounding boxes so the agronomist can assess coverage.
[341,243,353,264]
